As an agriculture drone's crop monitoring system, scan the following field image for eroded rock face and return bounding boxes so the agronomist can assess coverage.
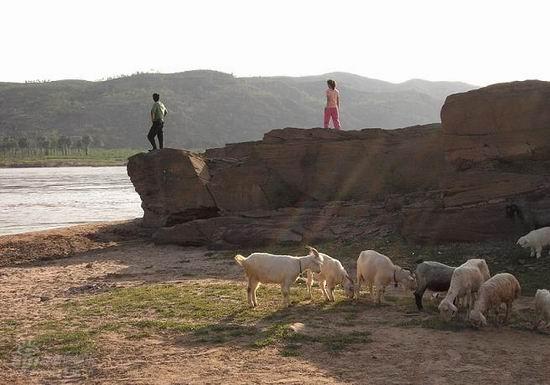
[128,81,550,246]
[128,125,443,227]
[442,80,550,170]
[127,149,218,227]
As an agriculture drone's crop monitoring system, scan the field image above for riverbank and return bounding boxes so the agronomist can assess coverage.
[1,222,549,384]
[0,148,140,168]
[0,220,150,267]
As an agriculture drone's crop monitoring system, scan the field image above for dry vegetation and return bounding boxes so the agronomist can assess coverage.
[1,222,549,384]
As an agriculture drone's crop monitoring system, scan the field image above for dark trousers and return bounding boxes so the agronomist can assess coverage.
[147,120,164,149]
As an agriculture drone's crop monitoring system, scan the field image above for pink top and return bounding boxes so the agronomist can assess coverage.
[326,88,339,108]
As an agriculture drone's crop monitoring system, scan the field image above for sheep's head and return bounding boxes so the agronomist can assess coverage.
[438,300,457,321]
[343,275,355,299]
[469,310,487,328]
[306,246,324,274]
[396,268,417,291]
[516,236,529,248]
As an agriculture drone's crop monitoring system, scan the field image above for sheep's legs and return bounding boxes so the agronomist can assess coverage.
[369,283,376,302]
[327,284,335,302]
[320,281,330,301]
[536,246,542,259]
[465,292,472,320]
[247,278,260,307]
[376,285,385,304]
[504,302,511,324]
[281,283,291,307]
[355,272,363,298]
[306,271,314,299]
[414,287,426,311]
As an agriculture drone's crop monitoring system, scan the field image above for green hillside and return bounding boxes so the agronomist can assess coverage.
[0,71,476,149]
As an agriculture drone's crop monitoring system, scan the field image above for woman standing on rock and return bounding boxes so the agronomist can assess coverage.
[324,79,341,130]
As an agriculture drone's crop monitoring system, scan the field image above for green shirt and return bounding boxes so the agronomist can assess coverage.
[151,101,167,122]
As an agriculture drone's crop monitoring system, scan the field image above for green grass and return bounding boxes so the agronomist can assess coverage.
[396,316,472,332]
[0,148,142,167]
[57,280,374,356]
[0,319,19,360]
[31,329,96,355]
[252,323,371,356]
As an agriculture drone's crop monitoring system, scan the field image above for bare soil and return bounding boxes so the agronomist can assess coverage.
[1,222,549,385]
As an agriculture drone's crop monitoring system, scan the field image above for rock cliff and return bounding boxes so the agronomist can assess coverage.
[128,81,550,247]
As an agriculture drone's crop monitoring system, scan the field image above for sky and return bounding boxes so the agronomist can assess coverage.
[2,0,549,86]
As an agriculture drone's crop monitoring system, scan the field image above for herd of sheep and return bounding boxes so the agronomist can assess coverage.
[234,227,550,329]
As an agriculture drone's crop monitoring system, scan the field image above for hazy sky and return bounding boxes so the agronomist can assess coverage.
[2,0,549,86]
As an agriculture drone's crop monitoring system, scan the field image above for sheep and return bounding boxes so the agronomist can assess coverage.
[306,252,354,301]
[234,246,324,307]
[469,273,521,327]
[438,259,490,321]
[413,260,456,311]
[534,289,550,329]
[355,250,416,304]
[517,227,550,259]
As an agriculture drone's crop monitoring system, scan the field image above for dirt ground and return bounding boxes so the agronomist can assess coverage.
[1,222,549,385]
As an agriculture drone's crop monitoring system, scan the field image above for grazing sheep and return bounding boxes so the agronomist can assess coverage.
[438,259,490,321]
[414,260,456,310]
[534,289,550,329]
[469,273,521,327]
[234,246,324,307]
[355,250,416,304]
[517,227,550,259]
[306,253,354,301]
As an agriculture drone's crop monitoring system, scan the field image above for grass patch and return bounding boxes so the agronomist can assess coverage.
[0,148,141,167]
[252,323,371,355]
[131,319,198,333]
[31,329,96,355]
[397,316,471,332]
[192,324,258,343]
[0,319,19,360]
[60,281,374,356]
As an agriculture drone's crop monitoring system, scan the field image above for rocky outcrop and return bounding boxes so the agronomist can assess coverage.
[129,125,443,224]
[128,81,550,246]
[442,80,550,170]
[127,149,218,227]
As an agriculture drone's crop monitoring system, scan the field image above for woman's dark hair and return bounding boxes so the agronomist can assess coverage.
[327,79,336,90]
[152,93,160,102]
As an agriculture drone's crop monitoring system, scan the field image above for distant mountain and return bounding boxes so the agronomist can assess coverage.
[0,71,476,149]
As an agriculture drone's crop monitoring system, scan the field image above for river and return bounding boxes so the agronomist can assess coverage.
[0,166,142,235]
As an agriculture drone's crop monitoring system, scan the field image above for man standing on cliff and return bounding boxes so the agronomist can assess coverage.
[147,93,168,151]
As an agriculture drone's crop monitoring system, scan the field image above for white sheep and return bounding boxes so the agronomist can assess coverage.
[355,250,416,304]
[234,246,324,307]
[469,273,521,327]
[534,289,550,329]
[306,252,354,301]
[517,227,550,259]
[438,259,490,321]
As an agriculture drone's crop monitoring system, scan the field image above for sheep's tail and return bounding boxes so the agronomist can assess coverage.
[234,254,246,266]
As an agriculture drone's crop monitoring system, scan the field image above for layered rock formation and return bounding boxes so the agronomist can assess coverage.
[128,81,550,247]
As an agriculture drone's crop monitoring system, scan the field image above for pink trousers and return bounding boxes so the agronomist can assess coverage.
[324,107,340,129]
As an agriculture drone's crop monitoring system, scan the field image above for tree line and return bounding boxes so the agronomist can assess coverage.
[0,135,99,157]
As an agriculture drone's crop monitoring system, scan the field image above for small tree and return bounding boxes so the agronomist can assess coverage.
[75,138,83,153]
[38,136,51,155]
[17,137,29,156]
[82,135,92,155]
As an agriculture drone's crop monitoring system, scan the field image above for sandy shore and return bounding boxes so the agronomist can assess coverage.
[1,222,549,385]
